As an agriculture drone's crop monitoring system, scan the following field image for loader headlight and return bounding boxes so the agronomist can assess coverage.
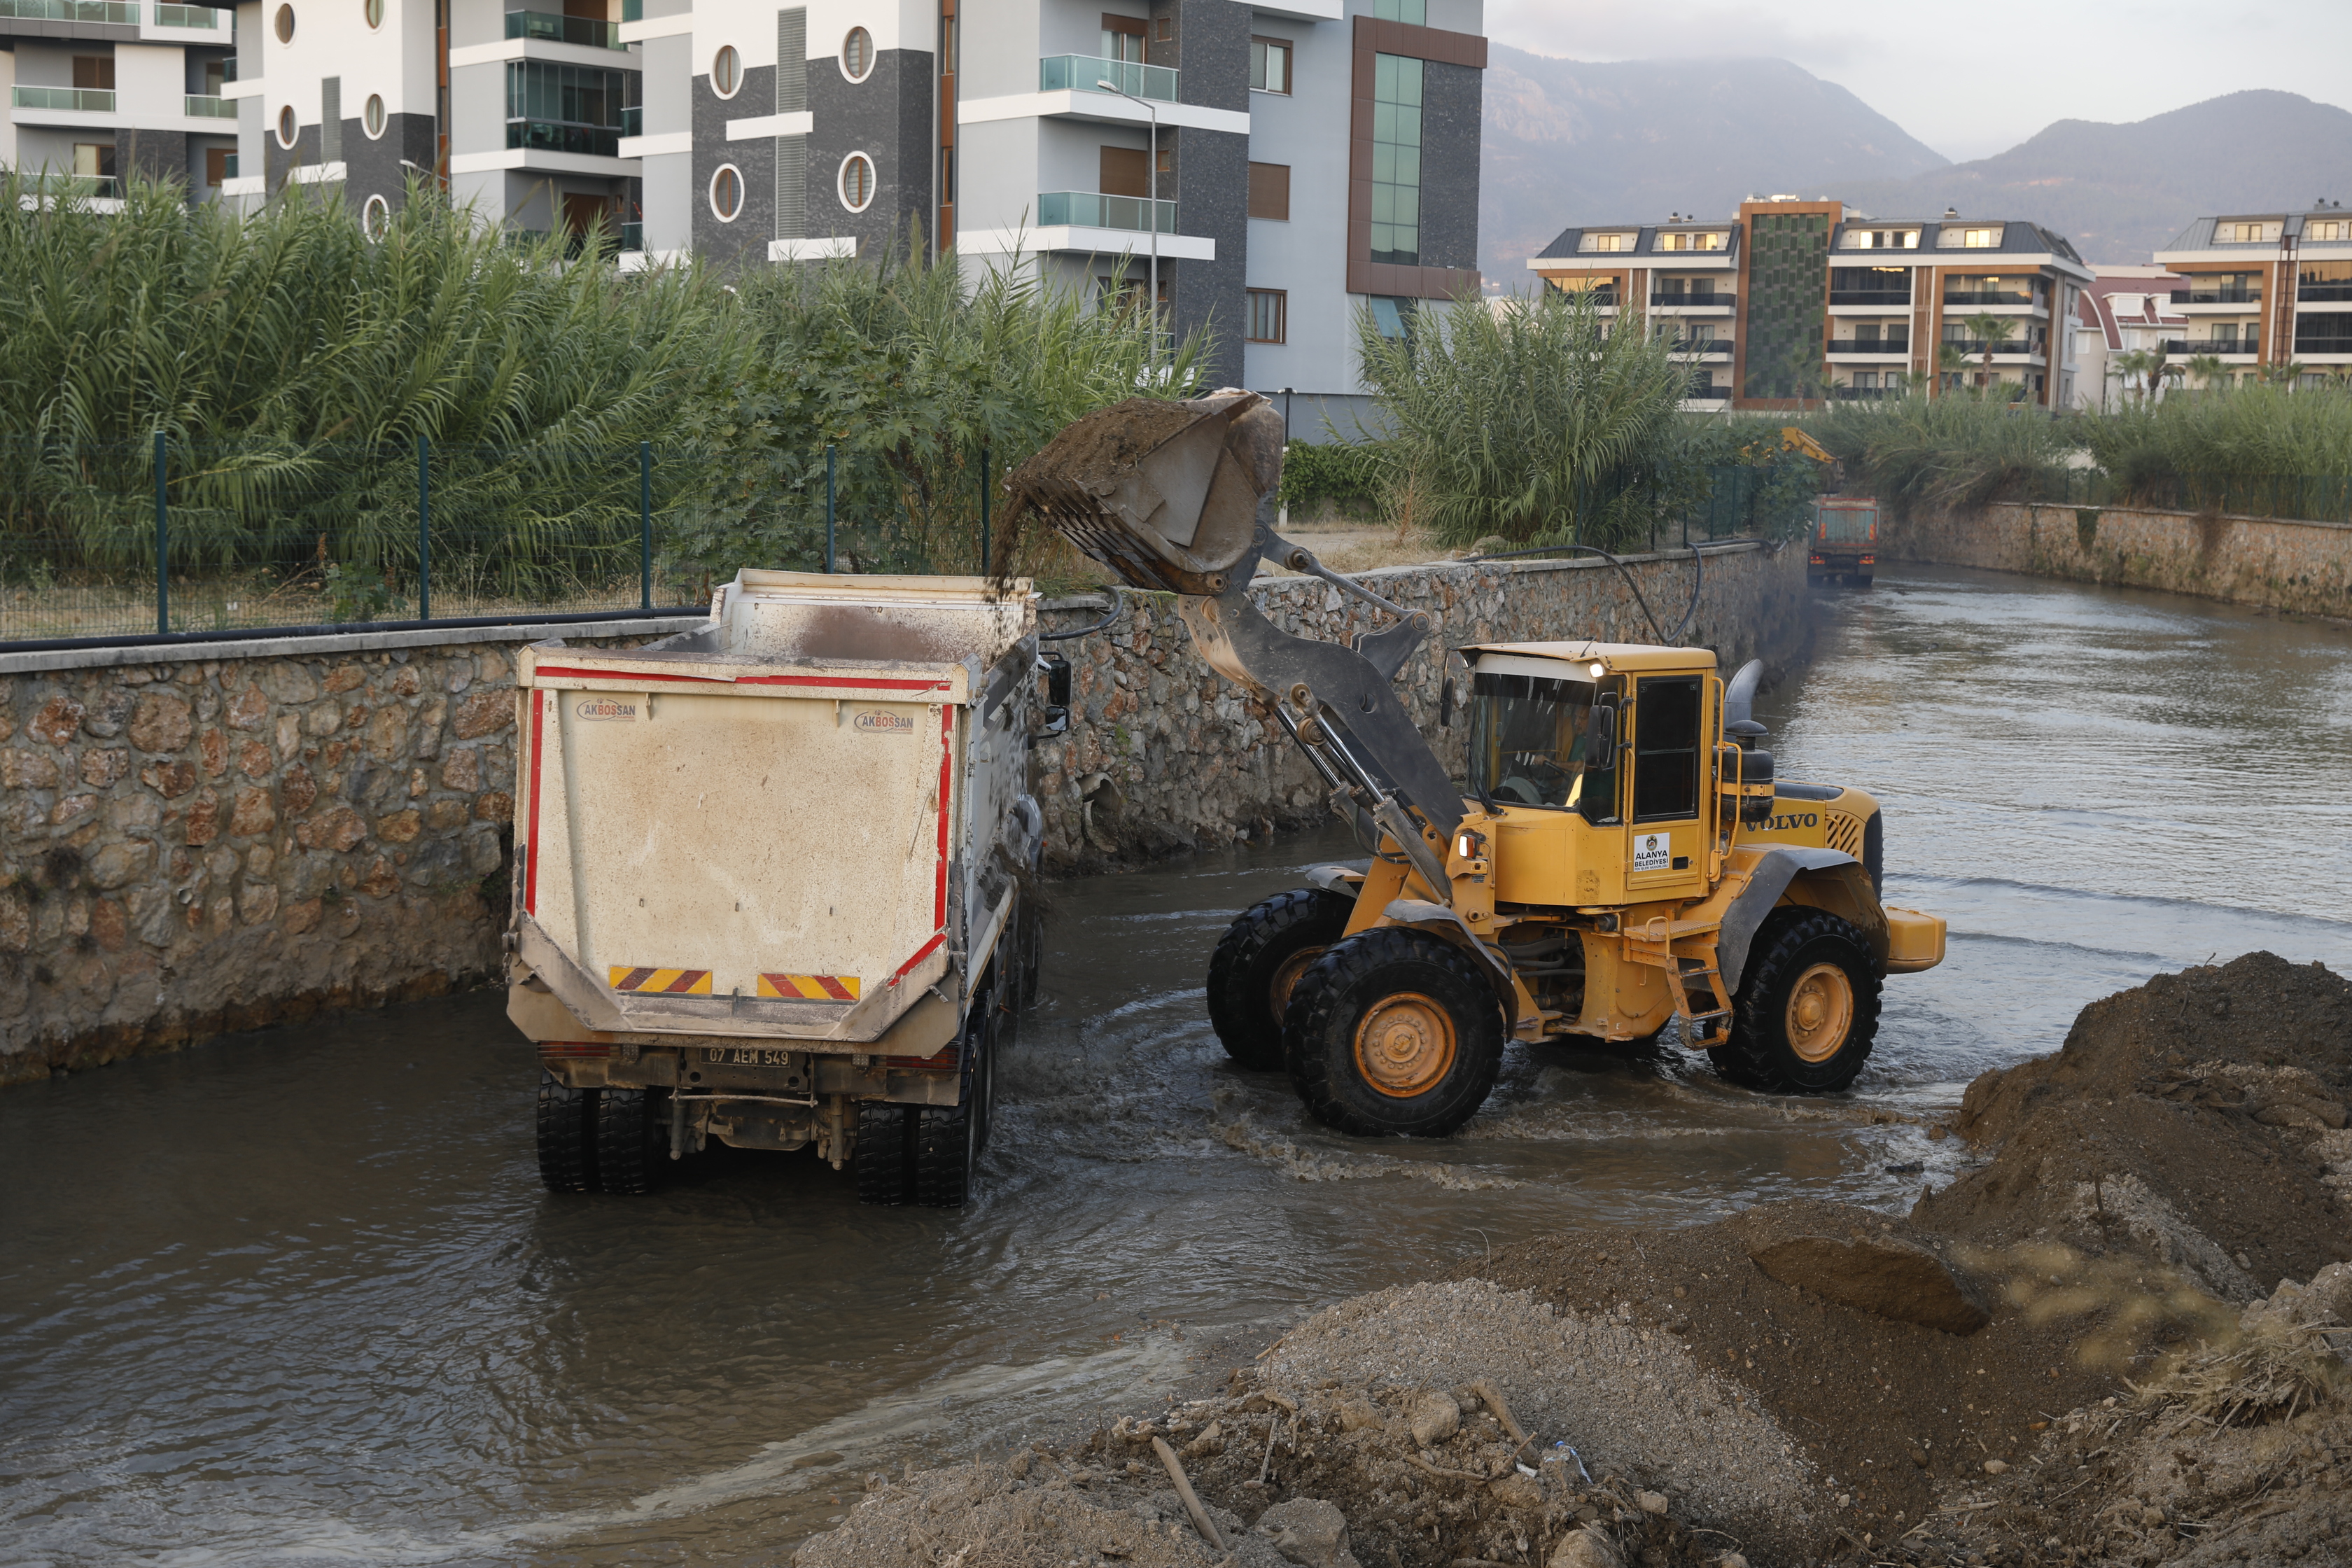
[1588,661,1606,678]
[1456,833,1476,859]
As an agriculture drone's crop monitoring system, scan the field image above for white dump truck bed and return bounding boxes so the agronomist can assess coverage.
[507,570,1040,1057]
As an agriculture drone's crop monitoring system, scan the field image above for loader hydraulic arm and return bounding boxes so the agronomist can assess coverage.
[1005,390,1462,889]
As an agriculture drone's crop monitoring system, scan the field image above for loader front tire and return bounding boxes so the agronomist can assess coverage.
[1713,909,1882,1094]
[593,1085,671,1195]
[1283,927,1505,1138]
[1208,888,1355,1071]
[536,1076,598,1193]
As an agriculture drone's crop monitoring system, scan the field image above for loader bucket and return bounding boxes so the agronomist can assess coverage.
[1004,389,1284,596]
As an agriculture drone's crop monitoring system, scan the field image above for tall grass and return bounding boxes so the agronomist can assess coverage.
[1807,393,2074,515]
[2080,384,2352,498]
[1354,288,1689,549]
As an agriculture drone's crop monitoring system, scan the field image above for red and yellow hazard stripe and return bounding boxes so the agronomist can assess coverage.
[608,966,713,995]
[758,972,862,1001]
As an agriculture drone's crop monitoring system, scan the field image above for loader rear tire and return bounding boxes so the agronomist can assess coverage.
[593,1085,671,1195]
[536,1076,598,1193]
[1283,927,1505,1138]
[1713,908,1882,1094]
[1208,888,1354,1072]
[855,1102,918,1206]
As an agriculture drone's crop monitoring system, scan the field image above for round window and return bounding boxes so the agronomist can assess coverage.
[363,0,381,27]
[711,44,741,98]
[363,92,385,138]
[362,193,390,238]
[273,3,293,42]
[841,26,873,80]
[709,164,743,222]
[838,152,874,212]
[276,104,297,147]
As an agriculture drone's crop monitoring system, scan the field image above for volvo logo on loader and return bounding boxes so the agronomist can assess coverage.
[853,710,915,734]
[574,698,635,721]
[1761,812,1821,832]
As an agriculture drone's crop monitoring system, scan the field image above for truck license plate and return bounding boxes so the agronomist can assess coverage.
[705,1046,797,1068]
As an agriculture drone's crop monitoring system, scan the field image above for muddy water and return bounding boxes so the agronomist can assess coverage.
[4,565,2348,1566]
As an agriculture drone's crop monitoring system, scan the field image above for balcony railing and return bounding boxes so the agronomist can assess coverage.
[11,85,118,112]
[506,10,626,49]
[184,93,237,118]
[1940,340,2042,357]
[619,220,644,253]
[620,104,640,134]
[2297,283,2352,302]
[1665,339,1730,356]
[1039,55,1179,102]
[2163,339,2258,356]
[1037,190,1177,234]
[1942,289,2037,306]
[153,1,221,24]
[1828,337,1910,355]
[1833,386,1896,400]
[2294,337,2352,354]
[1828,288,1911,306]
[2171,288,2260,304]
[222,57,238,82]
[1682,386,1730,400]
[0,0,137,20]
[24,172,120,198]
[505,120,624,157]
[1650,291,1731,307]
[621,0,639,18]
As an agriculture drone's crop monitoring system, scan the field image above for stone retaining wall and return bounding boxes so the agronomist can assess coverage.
[1884,502,2352,618]
[1,546,1810,1085]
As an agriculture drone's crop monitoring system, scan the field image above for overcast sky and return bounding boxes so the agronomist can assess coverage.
[1485,0,2352,162]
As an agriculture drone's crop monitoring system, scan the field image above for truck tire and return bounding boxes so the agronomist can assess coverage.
[856,1102,918,1205]
[1017,892,1046,1009]
[1282,927,1506,1138]
[916,995,993,1208]
[1712,908,1882,1093]
[593,1085,671,1195]
[536,1076,598,1193]
[1208,888,1354,1071]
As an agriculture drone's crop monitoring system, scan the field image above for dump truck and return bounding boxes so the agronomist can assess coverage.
[507,569,1061,1205]
[1808,497,1879,586]
[1007,390,1945,1137]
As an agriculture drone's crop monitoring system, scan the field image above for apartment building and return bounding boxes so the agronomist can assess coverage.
[1,0,240,203]
[2153,206,2352,381]
[2071,264,2185,409]
[4,0,1486,417]
[1527,197,2092,411]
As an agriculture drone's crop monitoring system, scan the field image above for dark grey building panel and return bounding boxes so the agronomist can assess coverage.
[804,47,930,261]
[344,111,436,214]
[1417,59,1479,273]
[264,122,322,194]
[1149,0,1249,388]
[692,62,775,265]
[120,128,189,187]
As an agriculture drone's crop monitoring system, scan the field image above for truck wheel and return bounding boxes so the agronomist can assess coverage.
[536,1076,598,1193]
[593,1085,671,1195]
[1714,909,1882,1093]
[1208,888,1354,1071]
[1282,927,1505,1138]
[916,1000,992,1208]
[855,1102,917,1205]
[1017,893,1046,1009]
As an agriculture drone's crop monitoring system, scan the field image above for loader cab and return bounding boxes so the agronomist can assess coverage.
[1461,644,1720,908]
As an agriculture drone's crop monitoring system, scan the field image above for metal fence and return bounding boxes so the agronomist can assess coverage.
[2029,468,2352,524]
[0,436,720,647]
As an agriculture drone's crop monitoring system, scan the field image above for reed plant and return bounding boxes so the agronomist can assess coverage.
[1806,391,2074,515]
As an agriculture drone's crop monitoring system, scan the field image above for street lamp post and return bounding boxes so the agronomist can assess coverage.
[1096,77,1160,354]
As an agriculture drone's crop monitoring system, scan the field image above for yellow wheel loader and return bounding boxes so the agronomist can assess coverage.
[1008,391,1946,1137]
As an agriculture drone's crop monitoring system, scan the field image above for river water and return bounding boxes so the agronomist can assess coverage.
[4,565,2349,1566]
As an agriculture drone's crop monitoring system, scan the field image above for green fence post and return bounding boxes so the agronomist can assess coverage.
[825,443,836,573]
[416,433,432,622]
[639,441,653,610]
[979,443,991,575]
[153,430,169,635]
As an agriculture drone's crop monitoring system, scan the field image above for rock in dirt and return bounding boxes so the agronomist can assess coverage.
[1405,1389,1459,1448]
[1546,1527,1622,1568]
[1252,1497,1357,1568]
[1743,1231,1989,1334]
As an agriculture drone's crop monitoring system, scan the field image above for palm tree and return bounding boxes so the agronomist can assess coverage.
[2258,359,2308,388]
[1963,311,2017,394]
[1935,341,1970,394]
[2183,354,2229,395]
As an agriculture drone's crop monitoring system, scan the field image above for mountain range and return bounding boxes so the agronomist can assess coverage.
[1479,49,2352,280]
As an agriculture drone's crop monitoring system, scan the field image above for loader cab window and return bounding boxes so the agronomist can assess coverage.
[1632,676,1703,822]
[1466,668,1620,813]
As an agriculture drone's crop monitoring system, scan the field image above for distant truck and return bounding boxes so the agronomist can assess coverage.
[1807,497,1879,587]
[506,570,1063,1208]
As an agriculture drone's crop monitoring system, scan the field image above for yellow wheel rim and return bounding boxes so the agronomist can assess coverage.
[1785,962,1855,1063]
[1269,947,1324,1022]
[1353,993,1457,1098]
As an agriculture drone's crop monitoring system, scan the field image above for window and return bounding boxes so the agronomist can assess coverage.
[1367,295,1415,339]
[1938,225,2002,248]
[1098,146,1147,198]
[73,55,115,90]
[1369,53,1421,266]
[1466,670,1606,811]
[363,0,381,28]
[1632,676,1701,824]
[203,145,231,186]
[363,92,385,138]
[838,151,873,211]
[506,62,638,153]
[709,163,743,220]
[274,3,293,41]
[276,104,297,146]
[1656,231,1727,251]
[1578,232,1632,253]
[1247,161,1289,221]
[712,45,741,97]
[1840,228,1918,249]
[74,143,115,181]
[1246,288,1285,342]
[362,192,390,237]
[1371,0,1424,20]
[1250,36,1289,93]
[1852,371,1879,389]
[841,25,872,80]
[2221,220,2278,243]
[1102,13,1144,63]
[2311,220,2351,243]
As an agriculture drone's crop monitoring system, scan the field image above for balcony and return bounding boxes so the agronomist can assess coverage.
[2162,339,2257,356]
[1940,340,2043,358]
[2294,336,2352,355]
[24,172,118,197]
[2298,282,2352,302]
[1942,289,2038,306]
[1037,190,1177,234]
[1828,337,1910,356]
[184,93,237,118]
[620,104,640,134]
[1665,338,1730,356]
[0,0,137,19]
[619,220,644,253]
[153,1,220,24]
[1649,290,1732,307]
[12,85,117,112]
[1682,386,1730,401]
[1828,288,1910,306]
[2170,288,2259,305]
[1039,55,1178,103]
[505,120,623,158]
[506,10,626,49]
